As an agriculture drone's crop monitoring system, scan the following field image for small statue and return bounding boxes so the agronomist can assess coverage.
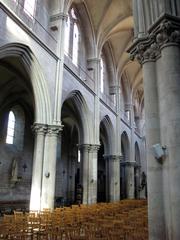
[11,157,18,182]
[141,172,147,190]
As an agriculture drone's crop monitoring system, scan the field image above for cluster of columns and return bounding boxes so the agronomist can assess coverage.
[30,123,62,211]
[129,1,180,238]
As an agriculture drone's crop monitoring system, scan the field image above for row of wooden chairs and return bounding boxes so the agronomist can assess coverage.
[0,199,148,240]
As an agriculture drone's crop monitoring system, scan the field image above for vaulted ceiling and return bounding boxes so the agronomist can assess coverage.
[79,0,143,106]
[55,0,143,107]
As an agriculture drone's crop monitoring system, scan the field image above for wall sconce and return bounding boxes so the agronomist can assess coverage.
[22,164,27,172]
[91,179,94,183]
[45,172,50,178]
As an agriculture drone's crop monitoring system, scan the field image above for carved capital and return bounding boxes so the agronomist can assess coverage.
[120,156,124,162]
[78,144,91,152]
[128,14,180,64]
[155,18,180,48]
[104,155,121,162]
[89,144,100,153]
[32,123,47,135]
[46,125,63,136]
[78,144,100,153]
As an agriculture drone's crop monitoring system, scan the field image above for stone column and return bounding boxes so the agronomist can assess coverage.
[128,26,166,239]
[79,144,90,204]
[88,144,100,204]
[120,156,126,199]
[134,164,141,199]
[87,58,101,145]
[67,150,76,203]
[41,125,62,210]
[143,59,166,240]
[156,18,180,239]
[124,162,135,199]
[30,123,47,211]
[50,12,68,125]
[104,155,120,202]
[104,155,110,202]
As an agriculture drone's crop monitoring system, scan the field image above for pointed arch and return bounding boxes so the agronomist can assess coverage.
[100,115,115,155]
[135,142,141,166]
[63,90,93,144]
[0,43,52,124]
[66,1,96,59]
[121,131,130,162]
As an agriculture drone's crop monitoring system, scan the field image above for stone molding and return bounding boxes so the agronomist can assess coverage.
[50,13,68,22]
[128,14,180,64]
[87,58,101,64]
[120,161,137,167]
[104,155,121,162]
[109,85,120,95]
[125,103,134,111]
[120,156,124,162]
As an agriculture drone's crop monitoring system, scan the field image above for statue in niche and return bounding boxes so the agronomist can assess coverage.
[141,171,147,190]
[10,157,21,186]
[139,171,147,198]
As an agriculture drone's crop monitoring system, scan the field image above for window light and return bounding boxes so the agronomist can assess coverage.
[64,17,70,55]
[100,58,104,93]
[6,111,15,144]
[24,0,36,18]
[72,23,79,66]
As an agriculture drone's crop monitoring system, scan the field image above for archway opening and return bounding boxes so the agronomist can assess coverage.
[56,94,86,206]
[120,131,130,199]
[134,142,141,199]
[120,140,126,199]
[97,140,106,202]
[0,56,35,210]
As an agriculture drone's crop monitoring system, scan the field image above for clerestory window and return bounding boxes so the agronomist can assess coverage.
[24,0,36,18]
[12,0,36,18]
[64,7,80,66]
[100,57,104,93]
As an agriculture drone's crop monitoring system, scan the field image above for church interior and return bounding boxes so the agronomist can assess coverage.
[0,0,180,239]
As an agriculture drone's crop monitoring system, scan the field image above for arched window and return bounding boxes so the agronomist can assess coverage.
[6,111,15,144]
[72,23,79,65]
[24,0,36,18]
[65,7,79,66]
[12,0,36,18]
[64,16,70,54]
[6,106,25,151]
[100,57,104,93]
